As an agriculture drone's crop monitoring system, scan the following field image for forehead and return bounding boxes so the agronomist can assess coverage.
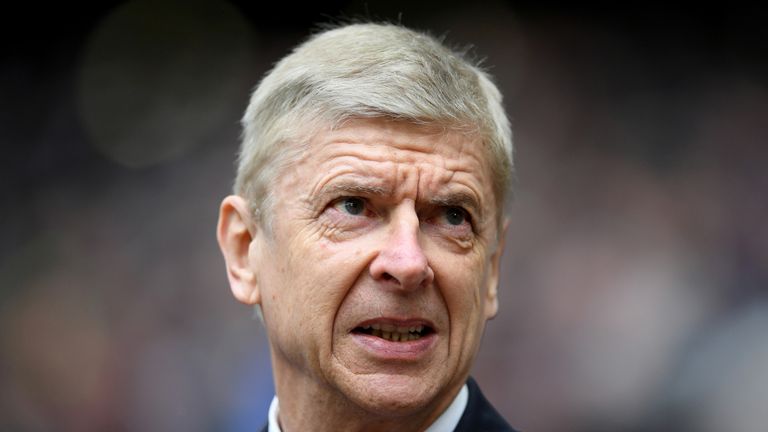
[296,119,490,183]
[301,118,488,169]
[272,118,501,232]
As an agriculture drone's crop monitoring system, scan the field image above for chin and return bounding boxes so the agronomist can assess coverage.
[344,373,445,417]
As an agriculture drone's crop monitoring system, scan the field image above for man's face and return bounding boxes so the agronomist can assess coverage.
[238,118,504,416]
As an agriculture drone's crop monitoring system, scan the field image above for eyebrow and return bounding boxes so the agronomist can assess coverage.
[316,181,391,199]
[316,180,484,220]
[428,191,483,219]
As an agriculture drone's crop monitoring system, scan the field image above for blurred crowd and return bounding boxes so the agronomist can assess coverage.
[2,2,766,431]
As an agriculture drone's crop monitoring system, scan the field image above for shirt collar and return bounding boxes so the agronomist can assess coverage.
[267,383,469,432]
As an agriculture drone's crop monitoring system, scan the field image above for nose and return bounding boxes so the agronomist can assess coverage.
[369,205,434,291]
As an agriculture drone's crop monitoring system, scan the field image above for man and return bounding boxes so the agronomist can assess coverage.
[217,22,517,432]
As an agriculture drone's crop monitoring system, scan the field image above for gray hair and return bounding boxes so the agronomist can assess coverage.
[234,22,513,230]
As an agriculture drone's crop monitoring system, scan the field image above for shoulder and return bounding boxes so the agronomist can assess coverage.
[454,377,521,432]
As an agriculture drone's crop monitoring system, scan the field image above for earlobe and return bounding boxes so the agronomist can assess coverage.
[484,218,509,320]
[216,195,261,305]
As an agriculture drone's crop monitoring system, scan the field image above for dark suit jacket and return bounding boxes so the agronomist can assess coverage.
[455,377,518,432]
[259,376,518,432]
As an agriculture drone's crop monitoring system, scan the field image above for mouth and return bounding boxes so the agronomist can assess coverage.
[352,322,434,342]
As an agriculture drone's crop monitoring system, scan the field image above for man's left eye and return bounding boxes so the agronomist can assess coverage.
[339,197,366,216]
[443,206,469,226]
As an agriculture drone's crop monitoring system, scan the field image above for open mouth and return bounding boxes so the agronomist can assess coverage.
[353,323,434,342]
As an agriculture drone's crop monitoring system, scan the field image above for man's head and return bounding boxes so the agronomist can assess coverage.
[218,22,513,430]
[234,22,512,230]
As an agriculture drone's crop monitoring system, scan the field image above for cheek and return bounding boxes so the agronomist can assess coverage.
[260,263,338,369]
[435,248,488,298]
[270,237,372,334]
[434,252,491,334]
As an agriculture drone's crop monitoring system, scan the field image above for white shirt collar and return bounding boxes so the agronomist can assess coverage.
[267,384,469,432]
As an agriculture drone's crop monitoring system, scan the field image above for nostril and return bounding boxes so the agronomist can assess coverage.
[382,272,395,281]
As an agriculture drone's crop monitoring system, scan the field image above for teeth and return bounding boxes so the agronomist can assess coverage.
[363,324,427,342]
[358,321,430,342]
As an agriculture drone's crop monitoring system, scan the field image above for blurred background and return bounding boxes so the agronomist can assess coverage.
[2,1,767,431]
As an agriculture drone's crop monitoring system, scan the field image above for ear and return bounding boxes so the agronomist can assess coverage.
[216,195,261,305]
[484,218,509,320]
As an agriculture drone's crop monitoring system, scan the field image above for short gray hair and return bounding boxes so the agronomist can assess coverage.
[234,22,513,229]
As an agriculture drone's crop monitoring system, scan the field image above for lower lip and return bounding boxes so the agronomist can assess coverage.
[351,332,437,361]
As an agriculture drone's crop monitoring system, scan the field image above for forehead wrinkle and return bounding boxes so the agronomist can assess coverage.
[334,118,452,151]
[303,123,494,209]
[298,145,379,186]
[417,159,489,204]
[317,126,464,163]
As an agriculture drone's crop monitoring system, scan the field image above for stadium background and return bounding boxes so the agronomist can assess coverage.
[2,2,767,431]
